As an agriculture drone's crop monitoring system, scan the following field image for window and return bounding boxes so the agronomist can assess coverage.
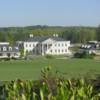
[3,47,7,51]
[65,49,67,52]
[48,44,52,48]
[29,44,31,47]
[62,44,63,46]
[9,47,12,51]
[0,53,2,56]
[55,50,57,52]
[50,50,52,53]
[36,44,39,47]
[58,44,60,46]
[55,44,57,46]
[49,44,52,46]
[65,44,67,46]
[62,50,64,52]
[58,49,60,52]
[26,44,27,47]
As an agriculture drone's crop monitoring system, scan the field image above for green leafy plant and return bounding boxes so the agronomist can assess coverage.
[0,67,100,100]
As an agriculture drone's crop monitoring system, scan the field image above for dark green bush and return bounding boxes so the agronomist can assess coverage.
[45,55,54,59]
[74,52,95,59]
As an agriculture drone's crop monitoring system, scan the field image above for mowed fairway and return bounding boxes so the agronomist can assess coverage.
[0,58,100,80]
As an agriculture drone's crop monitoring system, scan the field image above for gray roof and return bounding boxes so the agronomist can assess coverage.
[80,47,96,51]
[25,36,66,42]
[0,45,19,53]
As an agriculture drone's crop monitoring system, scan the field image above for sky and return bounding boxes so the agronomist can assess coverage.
[0,0,100,27]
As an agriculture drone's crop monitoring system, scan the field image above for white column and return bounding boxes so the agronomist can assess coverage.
[42,44,44,56]
[47,44,48,50]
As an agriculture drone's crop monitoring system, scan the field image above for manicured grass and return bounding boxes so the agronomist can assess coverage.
[0,58,100,80]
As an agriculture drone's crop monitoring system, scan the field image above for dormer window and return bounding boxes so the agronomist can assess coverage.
[15,47,19,50]
[3,46,7,51]
[9,47,12,51]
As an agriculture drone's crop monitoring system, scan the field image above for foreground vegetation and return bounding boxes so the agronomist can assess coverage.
[0,67,100,100]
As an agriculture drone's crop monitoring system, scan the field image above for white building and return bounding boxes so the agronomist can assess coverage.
[80,41,100,54]
[0,42,20,59]
[23,36,71,56]
[0,42,9,45]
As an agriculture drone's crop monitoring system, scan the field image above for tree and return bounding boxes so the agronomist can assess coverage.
[78,28,96,43]
[0,32,6,41]
[20,48,24,58]
[96,25,100,41]
[6,33,15,45]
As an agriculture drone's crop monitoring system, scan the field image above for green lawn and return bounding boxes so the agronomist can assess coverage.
[0,58,100,80]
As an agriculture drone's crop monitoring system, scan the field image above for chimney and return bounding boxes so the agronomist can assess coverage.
[53,34,58,37]
[29,34,33,38]
[53,34,55,37]
[55,34,58,37]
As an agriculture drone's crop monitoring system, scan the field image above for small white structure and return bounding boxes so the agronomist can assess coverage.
[0,42,20,58]
[80,41,100,54]
[23,36,71,56]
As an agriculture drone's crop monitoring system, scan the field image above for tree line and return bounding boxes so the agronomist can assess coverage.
[0,25,100,44]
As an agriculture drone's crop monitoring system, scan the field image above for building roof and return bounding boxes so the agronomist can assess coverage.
[0,42,9,45]
[0,45,19,53]
[24,36,66,42]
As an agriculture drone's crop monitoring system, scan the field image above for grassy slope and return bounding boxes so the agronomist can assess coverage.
[0,58,100,81]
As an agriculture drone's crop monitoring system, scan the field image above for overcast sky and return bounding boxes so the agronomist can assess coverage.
[0,0,100,27]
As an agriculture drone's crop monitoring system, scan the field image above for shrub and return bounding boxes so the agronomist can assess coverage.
[74,52,96,59]
[45,55,54,59]
[3,58,10,61]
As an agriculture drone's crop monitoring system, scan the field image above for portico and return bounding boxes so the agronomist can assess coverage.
[23,36,71,56]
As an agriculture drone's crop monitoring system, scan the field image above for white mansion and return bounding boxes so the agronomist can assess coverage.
[22,35,71,56]
[0,35,71,58]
